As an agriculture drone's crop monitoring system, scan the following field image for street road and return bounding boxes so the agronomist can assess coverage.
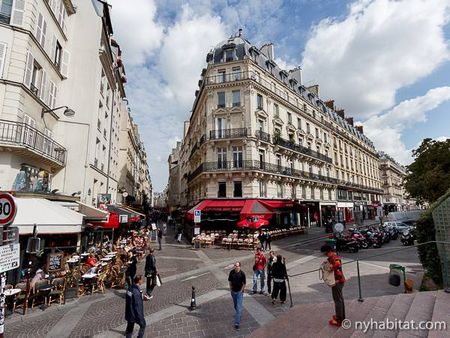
[5,224,421,338]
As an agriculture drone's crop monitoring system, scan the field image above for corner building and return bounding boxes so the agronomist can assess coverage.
[181,33,383,227]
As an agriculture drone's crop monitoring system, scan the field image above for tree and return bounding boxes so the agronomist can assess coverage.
[404,138,450,204]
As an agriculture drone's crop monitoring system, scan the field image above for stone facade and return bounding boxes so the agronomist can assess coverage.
[0,0,151,206]
[173,32,383,223]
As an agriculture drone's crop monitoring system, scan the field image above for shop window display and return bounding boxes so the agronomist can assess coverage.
[12,164,51,192]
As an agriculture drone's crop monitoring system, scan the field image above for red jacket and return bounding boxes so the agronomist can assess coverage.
[254,252,267,271]
[86,257,97,268]
[328,253,345,284]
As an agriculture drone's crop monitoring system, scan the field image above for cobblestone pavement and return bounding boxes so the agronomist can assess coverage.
[5,225,421,337]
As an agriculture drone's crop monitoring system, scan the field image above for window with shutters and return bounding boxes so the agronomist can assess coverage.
[0,42,7,78]
[43,128,53,155]
[48,81,57,108]
[0,0,13,24]
[35,12,47,48]
[60,50,70,77]
[54,41,62,67]
[30,60,42,97]
[23,114,36,146]
[8,0,25,27]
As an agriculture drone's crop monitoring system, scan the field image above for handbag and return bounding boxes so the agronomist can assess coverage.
[252,264,257,271]
[319,261,336,287]
[156,274,162,287]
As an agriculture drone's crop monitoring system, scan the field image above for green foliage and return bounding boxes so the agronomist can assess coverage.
[415,188,450,286]
[405,138,450,203]
[416,208,442,286]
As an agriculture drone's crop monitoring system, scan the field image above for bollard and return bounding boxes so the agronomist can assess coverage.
[190,286,197,310]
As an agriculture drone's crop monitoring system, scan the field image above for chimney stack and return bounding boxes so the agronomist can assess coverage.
[345,117,354,126]
[306,85,319,96]
[355,125,364,134]
[325,100,335,110]
[288,67,302,85]
[336,109,345,119]
[260,43,274,60]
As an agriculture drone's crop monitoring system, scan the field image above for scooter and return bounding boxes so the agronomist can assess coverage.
[401,228,415,246]
[334,233,359,253]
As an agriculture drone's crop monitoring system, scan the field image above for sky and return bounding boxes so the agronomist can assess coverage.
[108,0,450,192]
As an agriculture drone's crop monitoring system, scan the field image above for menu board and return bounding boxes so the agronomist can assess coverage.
[47,253,64,272]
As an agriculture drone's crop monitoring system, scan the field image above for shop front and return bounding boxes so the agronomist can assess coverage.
[10,197,84,284]
[337,201,354,224]
[320,202,337,225]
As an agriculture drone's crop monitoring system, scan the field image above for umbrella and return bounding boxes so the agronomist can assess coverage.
[236,217,269,250]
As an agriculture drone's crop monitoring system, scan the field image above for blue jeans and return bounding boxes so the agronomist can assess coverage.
[253,269,265,292]
[231,291,243,326]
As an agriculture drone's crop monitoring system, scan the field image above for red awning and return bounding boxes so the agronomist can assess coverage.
[90,212,119,229]
[204,200,246,211]
[259,200,294,210]
[240,200,273,220]
[186,200,211,221]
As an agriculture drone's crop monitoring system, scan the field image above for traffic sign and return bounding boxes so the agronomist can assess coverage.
[0,243,20,273]
[194,209,201,223]
[0,193,17,226]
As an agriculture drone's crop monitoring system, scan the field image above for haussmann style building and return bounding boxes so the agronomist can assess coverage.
[175,31,384,230]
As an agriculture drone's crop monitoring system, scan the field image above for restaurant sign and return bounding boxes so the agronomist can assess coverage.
[0,243,20,273]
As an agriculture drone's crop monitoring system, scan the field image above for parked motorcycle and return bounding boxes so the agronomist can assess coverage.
[348,228,369,249]
[333,233,359,253]
[401,228,415,246]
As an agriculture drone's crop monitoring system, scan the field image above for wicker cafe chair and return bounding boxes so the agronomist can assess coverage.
[93,273,106,294]
[48,278,66,306]
[13,282,29,314]
[31,279,50,309]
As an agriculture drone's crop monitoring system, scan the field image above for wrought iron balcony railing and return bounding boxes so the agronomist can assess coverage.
[273,136,333,164]
[0,119,67,166]
[209,128,247,140]
[255,130,271,143]
[187,160,339,185]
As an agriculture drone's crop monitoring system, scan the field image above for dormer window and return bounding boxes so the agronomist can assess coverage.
[225,49,234,62]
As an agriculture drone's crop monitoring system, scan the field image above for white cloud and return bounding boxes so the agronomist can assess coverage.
[363,86,450,164]
[302,0,450,117]
[109,0,164,65]
[112,4,226,191]
[158,5,227,108]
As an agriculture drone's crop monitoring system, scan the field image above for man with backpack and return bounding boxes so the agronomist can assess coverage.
[320,244,346,327]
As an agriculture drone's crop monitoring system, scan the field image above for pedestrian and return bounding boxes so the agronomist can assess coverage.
[271,254,288,304]
[125,275,146,338]
[265,231,272,250]
[258,232,266,250]
[267,250,276,295]
[228,261,246,330]
[125,252,137,287]
[144,248,157,300]
[252,247,266,294]
[320,244,346,327]
[157,228,163,250]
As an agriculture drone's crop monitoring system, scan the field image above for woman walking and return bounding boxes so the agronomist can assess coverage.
[271,255,288,304]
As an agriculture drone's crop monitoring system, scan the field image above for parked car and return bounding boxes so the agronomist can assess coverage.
[383,221,411,233]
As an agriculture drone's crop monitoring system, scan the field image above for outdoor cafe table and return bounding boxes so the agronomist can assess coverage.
[36,283,55,308]
[4,289,21,297]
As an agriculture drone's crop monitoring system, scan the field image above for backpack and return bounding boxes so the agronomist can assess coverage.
[319,261,336,287]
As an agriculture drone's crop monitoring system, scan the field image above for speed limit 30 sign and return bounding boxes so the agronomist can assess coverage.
[0,193,17,226]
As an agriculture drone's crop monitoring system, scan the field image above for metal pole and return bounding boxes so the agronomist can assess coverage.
[0,272,6,338]
[357,260,363,302]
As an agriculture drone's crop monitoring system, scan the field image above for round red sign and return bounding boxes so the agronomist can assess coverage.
[0,193,17,226]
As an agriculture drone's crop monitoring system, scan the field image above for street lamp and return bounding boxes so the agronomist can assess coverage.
[41,105,76,119]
